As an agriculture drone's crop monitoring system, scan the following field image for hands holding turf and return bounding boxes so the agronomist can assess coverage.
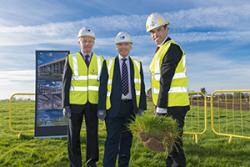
[155,107,168,115]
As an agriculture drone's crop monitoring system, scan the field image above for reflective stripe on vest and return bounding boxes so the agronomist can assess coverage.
[68,52,104,104]
[149,40,190,107]
[152,87,188,94]
[70,86,99,91]
[106,57,141,110]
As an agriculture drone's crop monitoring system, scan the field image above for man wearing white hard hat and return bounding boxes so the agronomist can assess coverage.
[146,13,190,166]
[62,27,104,167]
[97,32,147,167]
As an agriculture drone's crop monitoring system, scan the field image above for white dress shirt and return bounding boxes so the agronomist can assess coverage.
[157,35,169,47]
[80,50,92,63]
[118,54,132,100]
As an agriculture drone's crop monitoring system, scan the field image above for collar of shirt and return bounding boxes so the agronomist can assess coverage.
[157,35,169,47]
[155,36,171,53]
[80,50,92,59]
[118,54,129,61]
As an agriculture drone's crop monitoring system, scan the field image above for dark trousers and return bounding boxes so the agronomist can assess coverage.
[161,107,189,167]
[103,100,135,167]
[159,106,190,167]
[68,103,99,167]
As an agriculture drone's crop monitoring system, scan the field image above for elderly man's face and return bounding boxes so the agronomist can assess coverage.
[150,25,168,45]
[116,42,132,57]
[78,36,95,54]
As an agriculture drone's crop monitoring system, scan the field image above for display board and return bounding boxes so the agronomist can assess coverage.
[35,50,69,138]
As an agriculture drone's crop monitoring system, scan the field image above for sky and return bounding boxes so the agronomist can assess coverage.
[0,0,250,99]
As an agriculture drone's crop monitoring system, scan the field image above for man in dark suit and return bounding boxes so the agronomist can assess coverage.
[146,13,190,167]
[62,27,104,167]
[97,32,147,167]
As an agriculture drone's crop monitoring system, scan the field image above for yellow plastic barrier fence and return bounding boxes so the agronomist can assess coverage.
[184,92,207,143]
[211,90,250,143]
[8,93,35,137]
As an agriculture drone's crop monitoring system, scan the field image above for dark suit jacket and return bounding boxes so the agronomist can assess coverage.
[98,56,147,117]
[157,37,190,110]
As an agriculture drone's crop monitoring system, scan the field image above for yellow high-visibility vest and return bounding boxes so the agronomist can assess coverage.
[106,57,141,110]
[149,40,190,107]
[68,52,104,104]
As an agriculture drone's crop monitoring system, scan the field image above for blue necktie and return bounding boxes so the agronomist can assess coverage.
[121,58,129,96]
[85,54,90,66]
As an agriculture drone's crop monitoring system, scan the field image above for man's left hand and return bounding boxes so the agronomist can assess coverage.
[136,109,144,116]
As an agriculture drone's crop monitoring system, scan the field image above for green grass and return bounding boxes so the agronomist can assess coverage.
[1,100,250,167]
[129,114,178,153]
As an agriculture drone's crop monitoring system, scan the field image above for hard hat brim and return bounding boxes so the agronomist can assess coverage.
[115,41,133,44]
[146,22,169,32]
[78,35,95,38]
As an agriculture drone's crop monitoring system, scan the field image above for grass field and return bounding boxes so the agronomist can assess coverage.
[1,99,250,167]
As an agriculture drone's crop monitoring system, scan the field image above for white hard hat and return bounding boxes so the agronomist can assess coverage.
[115,32,132,44]
[146,13,169,32]
[78,27,95,38]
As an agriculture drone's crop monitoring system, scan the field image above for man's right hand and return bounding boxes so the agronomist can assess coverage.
[155,107,168,115]
[63,106,71,118]
[97,110,106,120]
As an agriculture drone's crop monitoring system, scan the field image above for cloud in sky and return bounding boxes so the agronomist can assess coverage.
[187,52,250,91]
[0,70,35,99]
[1,4,250,46]
[0,1,250,99]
